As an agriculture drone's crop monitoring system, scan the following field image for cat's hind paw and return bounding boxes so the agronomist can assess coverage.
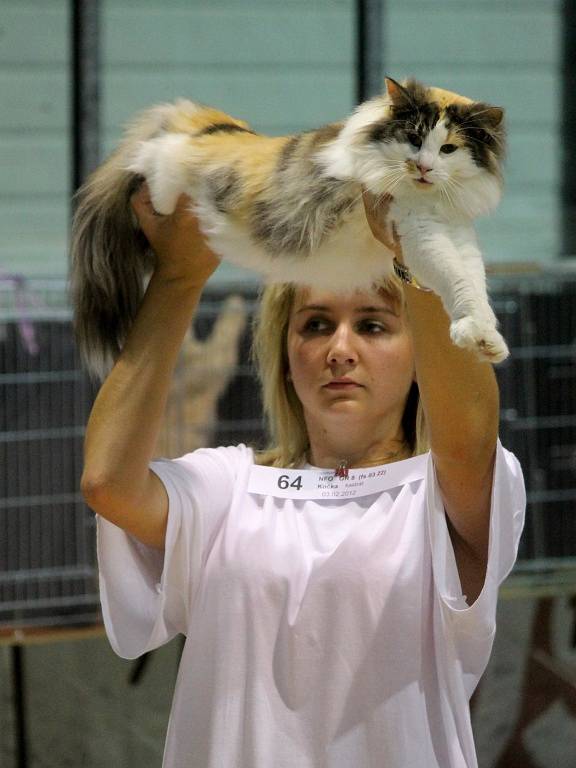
[126,134,192,215]
[450,317,510,363]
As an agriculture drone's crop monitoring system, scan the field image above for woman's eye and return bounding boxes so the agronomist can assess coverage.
[302,317,331,333]
[440,143,458,154]
[358,320,387,334]
[406,133,422,148]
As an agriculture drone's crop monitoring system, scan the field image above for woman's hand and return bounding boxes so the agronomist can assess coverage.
[131,182,220,287]
[362,191,404,263]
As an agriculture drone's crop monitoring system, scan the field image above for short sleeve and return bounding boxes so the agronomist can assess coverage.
[426,438,526,640]
[97,444,251,659]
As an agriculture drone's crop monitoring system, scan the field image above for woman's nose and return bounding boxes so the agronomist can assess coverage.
[327,327,357,365]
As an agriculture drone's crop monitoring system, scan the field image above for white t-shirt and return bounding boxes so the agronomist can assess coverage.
[97,439,525,768]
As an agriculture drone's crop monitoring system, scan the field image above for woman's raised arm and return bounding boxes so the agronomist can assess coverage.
[80,186,220,549]
[363,193,499,603]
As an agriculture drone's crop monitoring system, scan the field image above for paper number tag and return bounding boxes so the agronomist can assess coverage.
[248,456,427,500]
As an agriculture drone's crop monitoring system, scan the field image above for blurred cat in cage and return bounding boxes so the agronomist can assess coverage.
[156,294,247,458]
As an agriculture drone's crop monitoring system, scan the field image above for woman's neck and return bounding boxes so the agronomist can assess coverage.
[307,431,410,469]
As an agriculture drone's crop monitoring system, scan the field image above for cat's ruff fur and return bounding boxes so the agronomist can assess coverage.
[70,77,508,378]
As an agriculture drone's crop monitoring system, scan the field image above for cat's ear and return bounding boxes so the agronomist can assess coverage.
[485,107,504,127]
[384,77,413,107]
[472,104,505,128]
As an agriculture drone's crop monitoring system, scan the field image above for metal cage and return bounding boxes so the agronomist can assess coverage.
[0,277,98,628]
[490,264,576,573]
[1,267,575,629]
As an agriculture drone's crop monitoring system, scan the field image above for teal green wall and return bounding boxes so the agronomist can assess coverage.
[0,0,561,280]
[385,0,561,265]
[1,1,70,277]
[101,0,354,284]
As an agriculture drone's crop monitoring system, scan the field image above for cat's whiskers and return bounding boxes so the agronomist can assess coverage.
[374,191,394,210]
[378,158,407,166]
[460,107,499,122]
[444,175,465,200]
[464,129,502,148]
[382,161,408,181]
[439,181,458,213]
[373,171,406,198]
[343,186,374,217]
[445,176,478,218]
[314,170,406,242]
[341,174,402,223]
[454,121,503,152]
[375,118,416,130]
[388,174,408,195]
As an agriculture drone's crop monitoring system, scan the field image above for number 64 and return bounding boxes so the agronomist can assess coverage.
[277,475,303,491]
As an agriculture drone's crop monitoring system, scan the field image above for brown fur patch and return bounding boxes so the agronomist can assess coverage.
[165,105,253,135]
[441,119,469,148]
[425,86,474,109]
[310,122,344,147]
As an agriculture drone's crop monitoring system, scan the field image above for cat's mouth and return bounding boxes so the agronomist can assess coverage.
[415,177,433,186]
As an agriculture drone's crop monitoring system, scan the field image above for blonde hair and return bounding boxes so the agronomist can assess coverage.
[251,278,429,468]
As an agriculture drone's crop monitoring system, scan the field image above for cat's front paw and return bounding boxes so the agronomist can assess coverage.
[126,134,191,215]
[450,317,510,363]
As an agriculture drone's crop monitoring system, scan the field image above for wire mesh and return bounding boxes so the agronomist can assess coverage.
[0,267,575,629]
[491,264,576,568]
[0,277,98,628]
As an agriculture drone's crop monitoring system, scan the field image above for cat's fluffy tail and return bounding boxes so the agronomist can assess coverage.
[70,103,182,379]
[70,157,153,380]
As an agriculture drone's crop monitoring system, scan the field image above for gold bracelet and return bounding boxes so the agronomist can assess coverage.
[392,258,433,292]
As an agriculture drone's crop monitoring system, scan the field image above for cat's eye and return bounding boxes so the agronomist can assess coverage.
[440,144,458,154]
[406,133,422,149]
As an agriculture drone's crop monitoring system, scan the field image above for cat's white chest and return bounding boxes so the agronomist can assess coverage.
[197,202,394,290]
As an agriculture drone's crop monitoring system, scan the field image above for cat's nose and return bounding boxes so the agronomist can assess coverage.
[416,162,432,176]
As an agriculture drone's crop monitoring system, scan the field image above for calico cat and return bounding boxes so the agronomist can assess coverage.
[70,76,508,378]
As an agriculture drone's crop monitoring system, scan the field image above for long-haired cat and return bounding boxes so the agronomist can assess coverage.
[157,295,247,458]
[70,77,508,378]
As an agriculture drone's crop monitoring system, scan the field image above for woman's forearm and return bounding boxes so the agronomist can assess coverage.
[362,191,499,463]
[81,271,204,504]
[403,284,499,463]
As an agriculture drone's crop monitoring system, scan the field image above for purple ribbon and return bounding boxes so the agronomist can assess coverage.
[0,272,41,355]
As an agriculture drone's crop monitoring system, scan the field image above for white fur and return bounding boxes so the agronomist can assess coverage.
[315,102,508,361]
[391,205,508,361]
[317,110,502,219]
[195,192,393,291]
[129,134,394,291]
[126,133,201,213]
[129,99,508,362]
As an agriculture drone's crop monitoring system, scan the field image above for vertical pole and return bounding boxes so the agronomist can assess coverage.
[71,0,101,197]
[562,0,576,255]
[356,0,384,104]
[12,645,28,768]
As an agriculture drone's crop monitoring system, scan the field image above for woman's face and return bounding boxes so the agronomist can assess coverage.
[286,287,415,432]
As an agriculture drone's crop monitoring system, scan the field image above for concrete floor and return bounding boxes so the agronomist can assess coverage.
[1,597,575,768]
[0,636,179,768]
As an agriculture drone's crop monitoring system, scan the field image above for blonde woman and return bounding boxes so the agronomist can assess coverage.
[83,184,525,768]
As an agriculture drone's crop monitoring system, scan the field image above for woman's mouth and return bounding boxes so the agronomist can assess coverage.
[324,380,361,389]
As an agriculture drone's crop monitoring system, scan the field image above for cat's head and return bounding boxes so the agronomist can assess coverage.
[318,77,505,218]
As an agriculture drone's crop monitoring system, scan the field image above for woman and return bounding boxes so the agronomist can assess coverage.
[83,185,525,768]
